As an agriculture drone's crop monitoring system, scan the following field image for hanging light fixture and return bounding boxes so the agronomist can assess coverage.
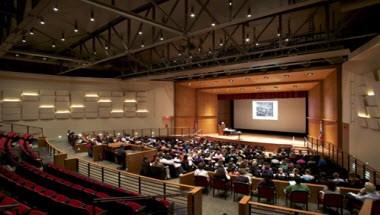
[90,8,95,22]
[51,42,56,48]
[39,17,46,25]
[190,6,195,18]
[140,40,145,48]
[21,36,27,43]
[245,34,250,43]
[74,20,79,33]
[29,29,35,35]
[61,32,65,42]
[247,8,252,18]
[52,1,59,12]
[219,38,224,46]
[159,32,164,41]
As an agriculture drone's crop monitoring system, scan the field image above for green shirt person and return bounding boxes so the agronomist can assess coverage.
[284,178,310,194]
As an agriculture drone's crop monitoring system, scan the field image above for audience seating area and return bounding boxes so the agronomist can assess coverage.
[0,132,174,215]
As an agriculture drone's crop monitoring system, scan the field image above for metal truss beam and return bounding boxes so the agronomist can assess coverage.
[60,0,328,75]
[80,0,184,35]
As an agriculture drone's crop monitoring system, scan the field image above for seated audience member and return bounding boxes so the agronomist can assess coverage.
[139,157,151,176]
[258,176,275,190]
[284,178,310,195]
[214,163,230,181]
[348,182,380,200]
[235,169,252,184]
[275,168,287,179]
[320,181,341,200]
[331,172,346,184]
[300,169,315,182]
[116,147,126,170]
[346,182,380,212]
[194,162,209,180]
[289,168,301,178]
[347,173,363,188]
[181,155,193,172]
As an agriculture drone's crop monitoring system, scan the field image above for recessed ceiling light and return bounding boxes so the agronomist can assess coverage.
[61,32,65,42]
[21,36,26,43]
[51,43,56,48]
[211,22,216,27]
[29,29,35,35]
[53,5,59,12]
[229,79,233,83]
[15,54,19,57]
[90,9,95,22]
[306,72,314,76]
[42,57,47,61]
[285,38,289,42]
[255,42,260,46]
[277,33,281,37]
[138,31,143,35]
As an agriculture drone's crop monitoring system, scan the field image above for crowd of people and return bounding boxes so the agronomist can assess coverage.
[68,131,366,187]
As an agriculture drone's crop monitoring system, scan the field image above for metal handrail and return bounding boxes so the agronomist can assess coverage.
[305,135,380,185]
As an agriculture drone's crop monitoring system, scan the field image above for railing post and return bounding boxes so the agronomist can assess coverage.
[347,154,351,172]
[26,126,30,134]
[138,177,141,194]
[373,171,377,186]
[101,167,104,182]
[238,196,251,215]
[118,171,121,187]
[332,145,335,162]
[363,164,366,180]
[141,129,143,137]
[87,163,91,177]
[10,124,14,132]
[341,151,344,167]
[158,128,161,137]
[355,159,358,175]
[163,183,167,200]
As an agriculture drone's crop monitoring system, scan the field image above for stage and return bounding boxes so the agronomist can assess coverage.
[200,133,306,152]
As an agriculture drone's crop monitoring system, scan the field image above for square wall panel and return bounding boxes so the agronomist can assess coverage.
[22,102,39,120]
[40,89,55,96]
[3,89,21,98]
[71,113,85,118]
[56,96,69,102]
[125,112,136,117]
[56,90,69,96]
[112,91,123,97]
[39,109,54,120]
[99,108,111,118]
[111,112,123,118]
[71,91,84,104]
[86,112,98,118]
[40,96,55,106]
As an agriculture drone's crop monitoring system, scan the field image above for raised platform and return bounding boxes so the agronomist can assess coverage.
[200,133,305,152]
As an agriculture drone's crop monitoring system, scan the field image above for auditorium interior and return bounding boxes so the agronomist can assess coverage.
[1,0,380,214]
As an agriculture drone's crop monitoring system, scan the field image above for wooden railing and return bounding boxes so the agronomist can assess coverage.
[305,136,380,186]
[239,196,324,215]
[42,138,203,215]
[81,127,198,137]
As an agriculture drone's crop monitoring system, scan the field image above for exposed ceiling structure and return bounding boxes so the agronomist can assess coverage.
[0,0,379,80]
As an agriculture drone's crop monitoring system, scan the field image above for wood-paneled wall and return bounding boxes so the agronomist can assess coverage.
[218,100,232,128]
[175,84,218,134]
[307,69,341,148]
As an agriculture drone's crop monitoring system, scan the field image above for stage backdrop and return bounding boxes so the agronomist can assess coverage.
[234,98,306,133]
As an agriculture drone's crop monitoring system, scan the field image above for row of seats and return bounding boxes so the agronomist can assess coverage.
[0,165,104,215]
[0,192,46,215]
[44,163,172,214]
[16,162,144,214]
[19,137,42,167]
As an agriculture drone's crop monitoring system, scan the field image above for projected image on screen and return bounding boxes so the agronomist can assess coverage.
[252,100,278,120]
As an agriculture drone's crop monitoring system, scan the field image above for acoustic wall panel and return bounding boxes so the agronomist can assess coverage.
[111,112,124,118]
[56,90,69,96]
[55,101,69,110]
[85,112,98,118]
[40,90,55,96]
[22,102,39,120]
[21,90,39,101]
[56,96,69,102]
[3,89,21,98]
[0,104,2,122]
[112,91,123,97]
[40,96,55,106]
[39,108,55,120]
[99,107,111,118]
[71,91,84,104]
[84,101,98,118]
[55,112,70,119]
[125,112,137,117]
[368,118,380,130]
[124,105,136,112]
[2,103,21,121]
[366,96,377,106]
[367,106,380,118]
[136,91,147,102]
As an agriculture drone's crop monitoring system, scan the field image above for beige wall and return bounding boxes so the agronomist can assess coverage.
[0,72,174,138]
[342,36,380,170]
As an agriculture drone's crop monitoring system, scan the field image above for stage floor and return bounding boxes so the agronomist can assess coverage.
[201,133,305,147]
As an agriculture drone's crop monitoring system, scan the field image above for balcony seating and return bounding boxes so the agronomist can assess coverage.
[0,165,104,215]
[44,163,172,214]
[16,162,144,214]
